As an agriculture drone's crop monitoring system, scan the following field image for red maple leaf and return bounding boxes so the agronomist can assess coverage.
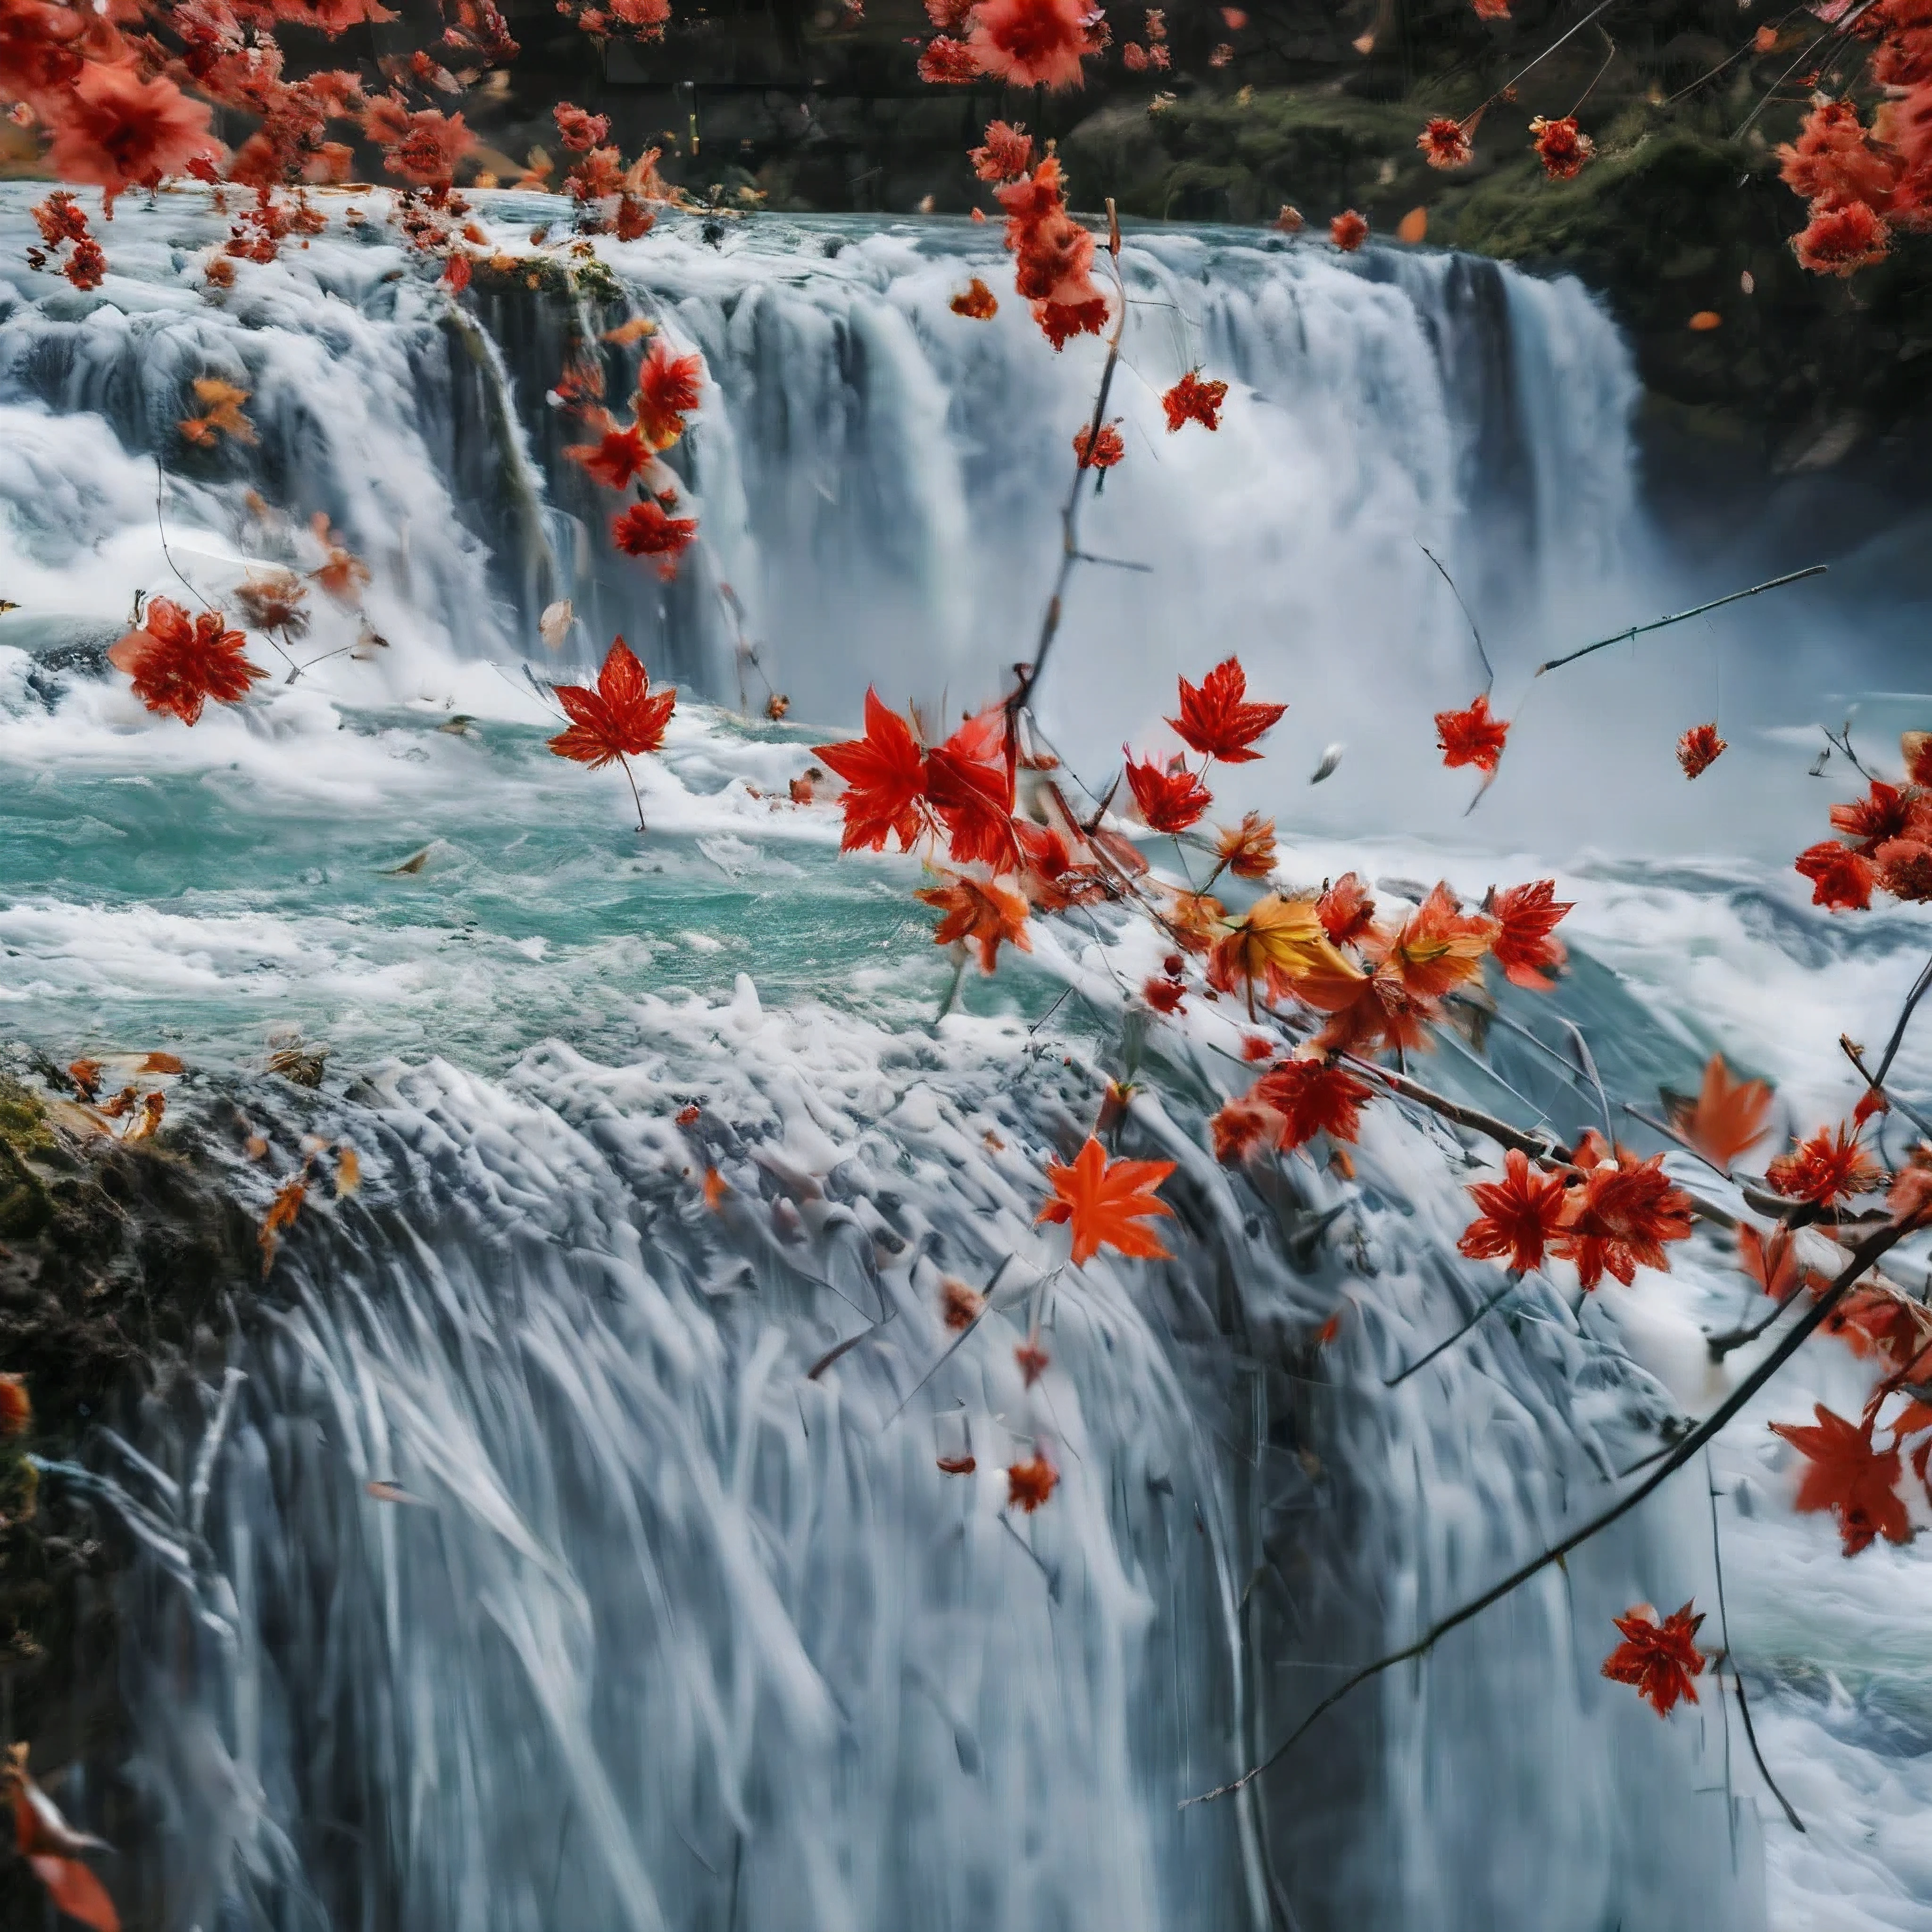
[1124,753,1212,834]
[1669,1054,1775,1175]
[1435,693,1509,774]
[1554,1150,1695,1288]
[1769,1403,1911,1554]
[1765,1122,1883,1207]
[1601,1601,1706,1715]
[611,499,699,578]
[634,341,704,450]
[547,637,675,767]
[1676,722,1727,779]
[1161,370,1229,432]
[1486,878,1573,990]
[1317,871,1376,945]
[1036,1135,1175,1266]
[1795,840,1875,910]
[1166,656,1286,764]
[915,871,1032,972]
[108,597,264,725]
[924,706,1018,867]
[1249,1057,1371,1151]
[1458,1148,1568,1273]
[813,689,929,852]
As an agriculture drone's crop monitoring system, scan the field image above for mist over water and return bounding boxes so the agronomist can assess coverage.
[0,185,1928,1932]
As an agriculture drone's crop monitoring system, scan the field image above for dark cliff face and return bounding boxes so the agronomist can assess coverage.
[451,0,1930,509]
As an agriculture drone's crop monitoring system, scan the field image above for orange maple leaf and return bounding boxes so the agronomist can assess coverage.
[1435,692,1508,774]
[1207,894,1364,1015]
[7,1747,118,1932]
[915,872,1032,972]
[1214,811,1277,879]
[1036,1135,1175,1266]
[1486,878,1572,990]
[548,637,675,769]
[1668,1054,1774,1175]
[1769,1402,1911,1554]
[1007,1452,1059,1511]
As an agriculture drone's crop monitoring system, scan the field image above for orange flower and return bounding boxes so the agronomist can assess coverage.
[814,688,928,852]
[611,499,699,578]
[1529,114,1595,180]
[1215,811,1277,879]
[1007,1452,1059,1511]
[966,0,1099,89]
[109,597,263,726]
[1072,420,1124,467]
[1769,1403,1910,1554]
[916,871,1032,972]
[1368,883,1493,1003]
[970,119,1033,181]
[1459,1148,1568,1273]
[951,276,999,318]
[547,637,675,767]
[1208,895,1365,1014]
[1795,839,1875,910]
[1417,116,1474,169]
[1765,1122,1883,1207]
[1486,878,1572,990]
[1677,722,1726,778]
[1036,1135,1175,1265]
[1829,779,1922,855]
[1329,209,1369,251]
[1209,1095,1277,1164]
[1554,1150,1695,1289]
[566,417,651,490]
[1167,656,1285,762]
[1249,1057,1372,1151]
[1601,1603,1706,1715]
[1161,371,1229,432]
[1434,692,1508,774]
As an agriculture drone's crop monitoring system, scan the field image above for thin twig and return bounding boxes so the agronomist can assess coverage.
[1707,1459,1806,1834]
[1384,1278,1518,1387]
[153,455,220,619]
[1556,1017,1613,1145]
[1179,1215,1914,1807]
[1872,954,1932,1089]
[1535,567,1827,676]
[1566,33,1619,117]
[1418,543,1492,695]
[1841,1033,1932,1140]
[1487,0,1621,108]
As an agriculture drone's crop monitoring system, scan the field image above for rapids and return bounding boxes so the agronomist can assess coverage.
[0,184,1927,1932]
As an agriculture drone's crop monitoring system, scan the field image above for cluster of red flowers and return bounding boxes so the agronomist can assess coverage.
[27,189,104,287]
[1120,5,1169,74]
[562,338,706,578]
[918,0,1103,90]
[992,149,1112,349]
[553,0,672,46]
[1794,733,1932,909]
[1529,114,1595,181]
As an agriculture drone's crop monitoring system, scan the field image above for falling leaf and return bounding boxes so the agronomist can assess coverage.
[182,375,255,446]
[1036,1135,1176,1266]
[1007,1453,1058,1511]
[939,1276,985,1329]
[1688,310,1723,331]
[1014,1339,1050,1385]
[381,846,434,875]
[1167,656,1286,763]
[1740,269,1755,293]
[1161,371,1229,433]
[1310,742,1345,784]
[5,1745,118,1932]
[260,1177,307,1272]
[950,276,999,319]
[602,314,657,345]
[1250,1057,1373,1151]
[1666,1054,1773,1174]
[916,873,1032,973]
[1435,693,1509,774]
[1601,1602,1707,1715]
[1124,755,1213,833]
[1486,879,1572,990]
[1351,29,1375,51]
[703,1166,728,1210]
[937,1454,977,1475]
[335,1146,361,1194]
[365,1479,431,1506]
[548,637,675,768]
[1737,1221,1802,1299]
[539,599,574,649]
[1770,1403,1911,1554]
[1396,206,1428,243]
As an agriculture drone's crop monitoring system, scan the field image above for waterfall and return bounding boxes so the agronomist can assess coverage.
[0,184,1812,1932]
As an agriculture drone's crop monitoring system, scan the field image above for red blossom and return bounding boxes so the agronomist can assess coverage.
[47,64,220,206]
[1459,1148,1568,1274]
[1778,97,1900,211]
[1073,421,1124,468]
[108,597,262,725]
[970,118,1033,181]
[1677,722,1727,778]
[1329,209,1368,251]
[1007,1452,1059,1510]
[1601,1603,1707,1715]
[1555,1151,1695,1289]
[611,499,699,577]
[1317,871,1376,945]
[1435,693,1509,774]
[813,688,928,852]
[635,341,704,450]
[1795,839,1876,910]
[1209,1095,1277,1163]
[951,276,999,318]
[1830,779,1920,854]
[917,34,979,80]
[1143,973,1186,1014]
[566,417,651,491]
[554,102,610,152]
[1167,655,1284,762]
[374,105,473,188]
[1124,753,1212,834]
[1793,197,1891,275]
[1417,116,1474,169]
[1486,878,1572,990]
[1765,1122,1883,1207]
[1161,371,1229,432]
[967,0,1099,89]
[1530,114,1595,180]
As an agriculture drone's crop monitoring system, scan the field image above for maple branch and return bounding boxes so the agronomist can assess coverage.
[1534,566,1828,677]
[1840,1033,1932,1140]
[1418,543,1491,696]
[1009,200,1126,728]
[1338,1053,1567,1164]
[1180,1214,1914,1809]
[1870,952,1932,1091]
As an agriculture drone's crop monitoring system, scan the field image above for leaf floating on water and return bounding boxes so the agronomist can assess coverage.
[266,1033,328,1088]
[381,845,435,876]
[703,1166,728,1211]
[539,598,574,650]
[365,1479,431,1507]
[335,1146,361,1194]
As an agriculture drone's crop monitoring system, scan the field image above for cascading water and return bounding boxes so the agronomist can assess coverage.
[1,185,1927,1932]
